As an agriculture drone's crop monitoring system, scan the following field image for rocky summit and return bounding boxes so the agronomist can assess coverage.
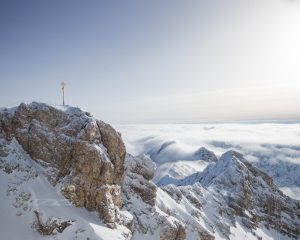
[0,102,299,240]
[0,102,125,228]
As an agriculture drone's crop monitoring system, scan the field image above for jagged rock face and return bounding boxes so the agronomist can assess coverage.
[0,102,126,226]
[122,154,187,239]
[159,217,186,240]
[160,184,216,240]
[122,154,157,207]
[198,151,300,239]
[159,151,300,239]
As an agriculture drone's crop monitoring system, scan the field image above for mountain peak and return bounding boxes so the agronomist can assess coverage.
[0,102,126,229]
[195,150,299,238]
[194,146,218,162]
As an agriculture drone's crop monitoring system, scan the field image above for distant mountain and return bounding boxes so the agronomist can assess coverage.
[159,151,300,239]
[154,147,217,186]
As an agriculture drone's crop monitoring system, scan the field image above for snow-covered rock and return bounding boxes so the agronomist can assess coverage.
[121,154,186,240]
[1,103,299,240]
[0,135,131,240]
[194,147,218,163]
[197,150,300,239]
[0,102,129,237]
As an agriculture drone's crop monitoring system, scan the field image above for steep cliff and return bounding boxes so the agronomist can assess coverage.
[0,103,127,232]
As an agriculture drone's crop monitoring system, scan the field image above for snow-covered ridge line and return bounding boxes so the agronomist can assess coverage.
[1,102,89,117]
[1,102,299,240]
[116,124,300,200]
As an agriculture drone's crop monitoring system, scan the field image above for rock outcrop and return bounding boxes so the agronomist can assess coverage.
[157,151,300,239]
[0,102,126,227]
[198,150,300,239]
[122,154,186,240]
[194,147,218,163]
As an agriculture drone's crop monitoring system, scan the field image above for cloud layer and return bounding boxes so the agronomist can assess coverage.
[116,123,300,199]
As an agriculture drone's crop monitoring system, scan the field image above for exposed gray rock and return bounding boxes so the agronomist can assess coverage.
[122,154,187,239]
[0,102,126,227]
[194,147,218,162]
[198,150,300,239]
[159,216,186,240]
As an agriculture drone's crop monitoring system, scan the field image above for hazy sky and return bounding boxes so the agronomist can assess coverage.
[1,0,300,123]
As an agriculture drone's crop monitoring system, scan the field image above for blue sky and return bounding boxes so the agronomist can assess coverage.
[1,0,300,123]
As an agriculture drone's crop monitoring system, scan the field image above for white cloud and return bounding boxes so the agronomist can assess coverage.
[116,123,300,199]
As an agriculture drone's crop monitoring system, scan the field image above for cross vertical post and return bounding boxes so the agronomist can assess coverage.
[61,81,66,106]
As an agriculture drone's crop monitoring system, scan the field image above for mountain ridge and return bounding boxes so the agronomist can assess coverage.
[0,102,299,240]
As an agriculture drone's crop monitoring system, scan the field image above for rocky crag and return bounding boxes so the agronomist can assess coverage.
[0,102,299,240]
[0,102,125,228]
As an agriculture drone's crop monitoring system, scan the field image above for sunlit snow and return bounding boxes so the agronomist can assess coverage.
[116,123,300,200]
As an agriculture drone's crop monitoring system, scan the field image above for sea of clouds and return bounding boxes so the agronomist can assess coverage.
[115,123,300,200]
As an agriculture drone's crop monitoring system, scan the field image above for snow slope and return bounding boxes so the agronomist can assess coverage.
[0,137,130,240]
